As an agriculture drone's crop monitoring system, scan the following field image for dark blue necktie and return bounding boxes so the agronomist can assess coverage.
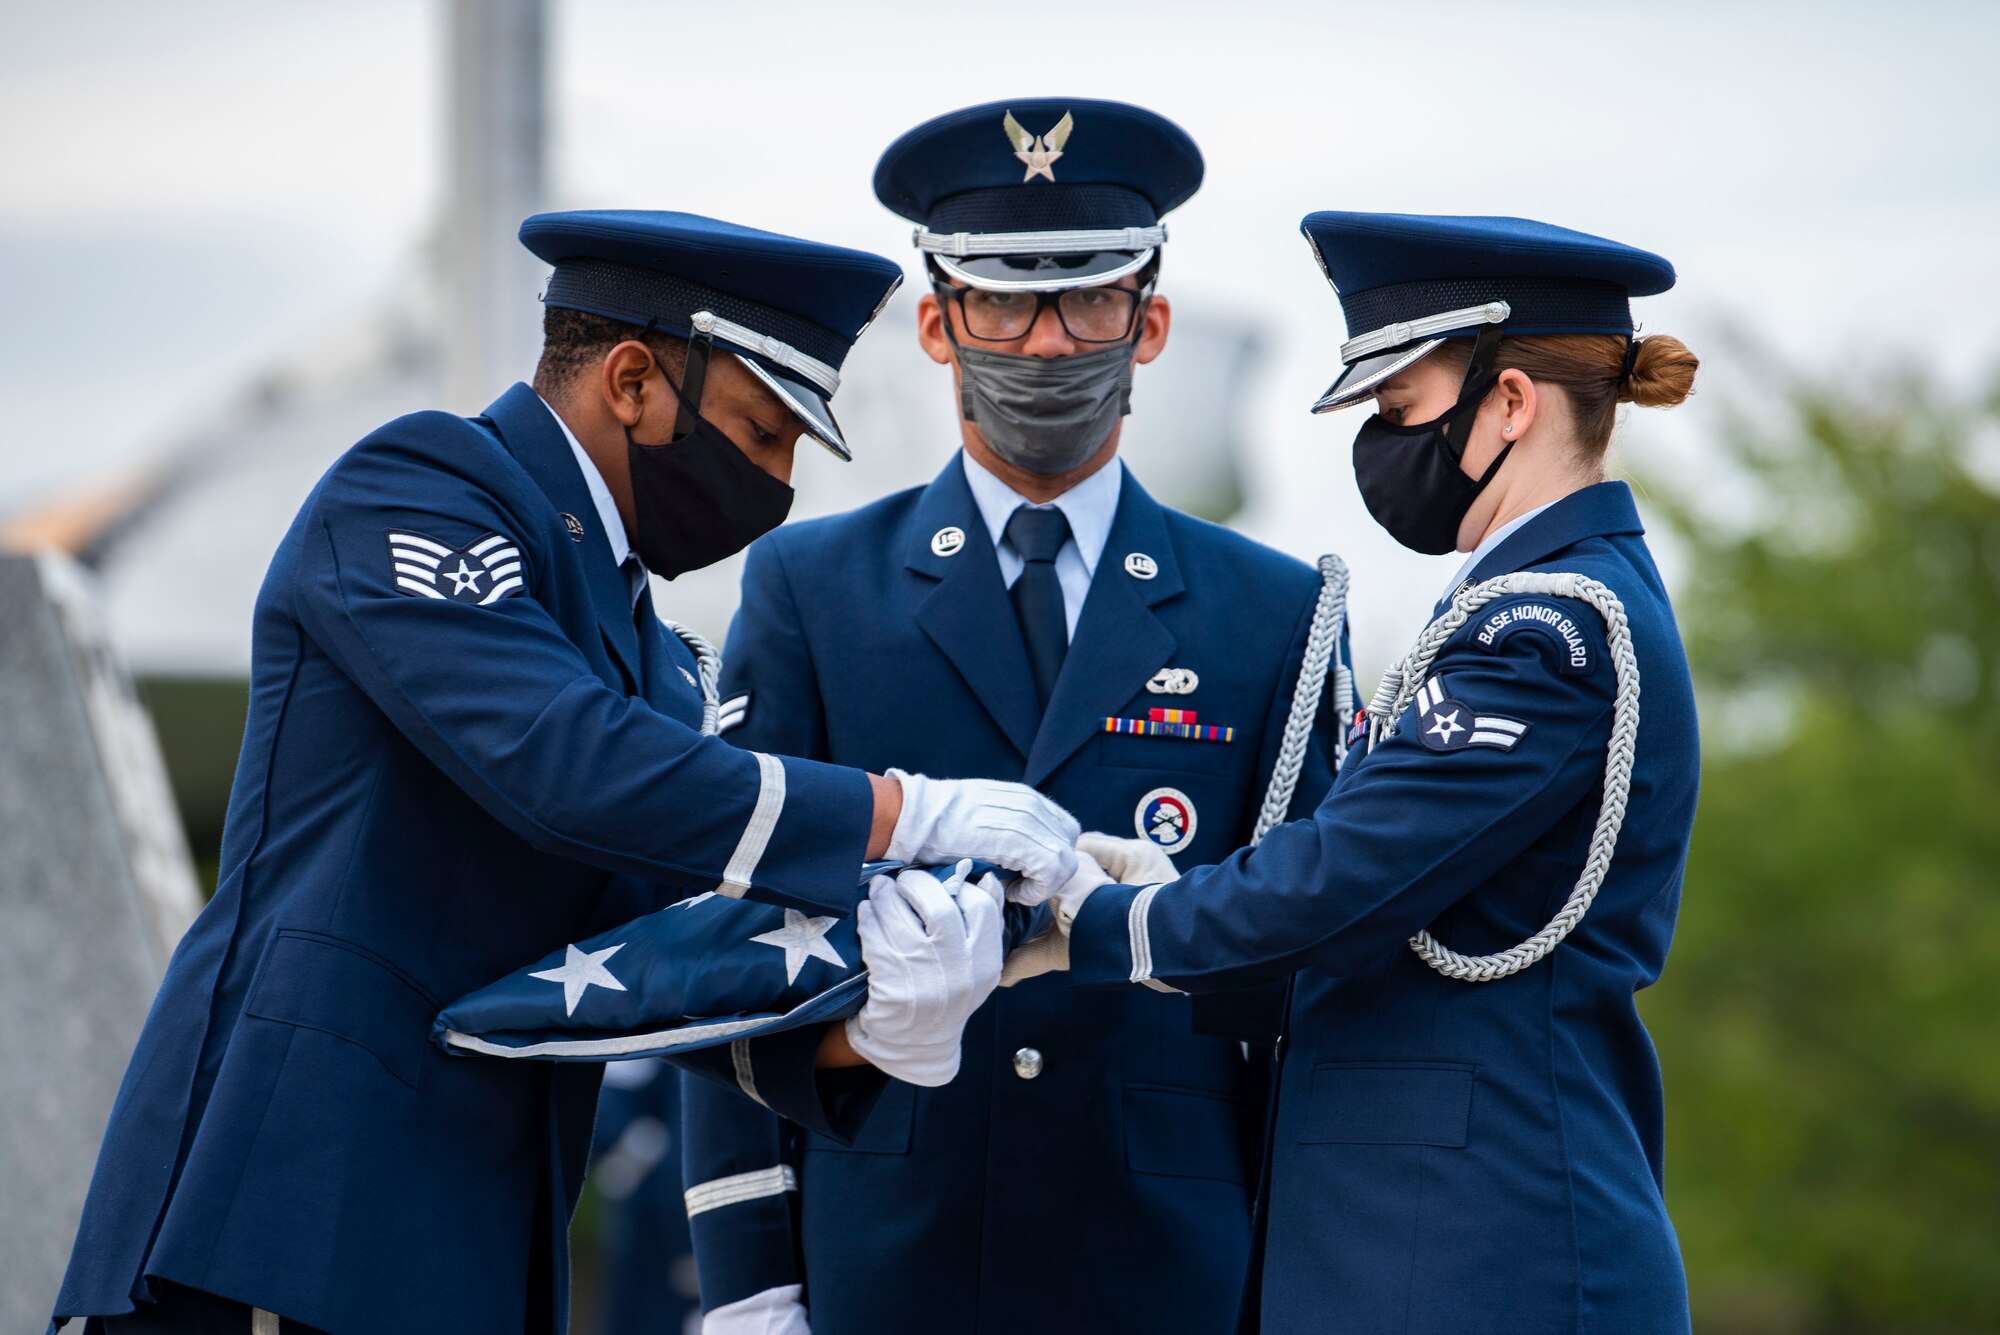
[1005,504,1072,711]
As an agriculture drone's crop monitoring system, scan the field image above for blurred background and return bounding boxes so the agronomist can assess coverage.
[2,1,1996,1330]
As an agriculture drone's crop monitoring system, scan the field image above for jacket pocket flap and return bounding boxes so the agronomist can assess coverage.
[1301,1062,1475,1147]
[1124,1083,1250,1183]
[246,932,438,1088]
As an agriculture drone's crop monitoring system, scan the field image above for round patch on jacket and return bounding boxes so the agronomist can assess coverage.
[1135,786,1197,854]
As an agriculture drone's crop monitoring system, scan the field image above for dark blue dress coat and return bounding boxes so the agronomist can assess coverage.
[1068,482,1699,1334]
[54,384,883,1335]
[682,458,1348,1334]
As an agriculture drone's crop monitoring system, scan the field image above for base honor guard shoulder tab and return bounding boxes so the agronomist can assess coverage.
[1469,596,1596,676]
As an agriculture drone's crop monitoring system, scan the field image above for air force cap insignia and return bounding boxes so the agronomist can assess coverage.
[1003,109,1073,183]
[387,530,526,605]
[1414,676,1530,753]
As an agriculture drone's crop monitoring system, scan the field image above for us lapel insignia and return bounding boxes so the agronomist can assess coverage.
[561,512,586,542]
[1124,552,1159,580]
[932,526,966,557]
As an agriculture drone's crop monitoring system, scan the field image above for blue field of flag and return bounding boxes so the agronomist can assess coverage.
[433,862,1036,1062]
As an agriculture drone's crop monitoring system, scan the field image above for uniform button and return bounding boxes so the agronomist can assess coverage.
[1012,1047,1044,1080]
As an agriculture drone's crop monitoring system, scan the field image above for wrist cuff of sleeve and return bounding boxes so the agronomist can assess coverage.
[1064,881,1145,985]
[732,1022,887,1141]
[690,1200,803,1314]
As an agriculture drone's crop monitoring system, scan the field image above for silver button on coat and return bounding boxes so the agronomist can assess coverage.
[1012,1047,1044,1080]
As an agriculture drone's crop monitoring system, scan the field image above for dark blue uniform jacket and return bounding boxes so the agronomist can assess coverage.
[1069,482,1699,1334]
[54,383,881,1335]
[681,458,1346,1335]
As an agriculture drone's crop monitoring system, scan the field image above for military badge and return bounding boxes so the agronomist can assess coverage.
[1104,717,1234,743]
[1474,600,1593,674]
[386,530,526,605]
[1003,109,1074,183]
[1135,786,1197,854]
[1413,676,1530,753]
[1347,709,1370,750]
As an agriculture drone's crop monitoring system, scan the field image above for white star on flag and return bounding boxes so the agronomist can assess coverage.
[676,892,719,910]
[750,909,846,984]
[530,941,628,1016]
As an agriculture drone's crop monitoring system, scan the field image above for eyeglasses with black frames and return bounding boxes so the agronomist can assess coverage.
[935,283,1148,343]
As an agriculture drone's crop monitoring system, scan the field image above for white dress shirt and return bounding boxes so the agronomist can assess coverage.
[1441,501,1554,602]
[960,450,1123,642]
[539,394,646,606]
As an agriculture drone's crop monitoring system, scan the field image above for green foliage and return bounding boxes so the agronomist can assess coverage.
[1641,362,2000,1333]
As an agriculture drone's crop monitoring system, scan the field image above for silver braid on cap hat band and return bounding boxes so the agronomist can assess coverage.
[913,225,1168,259]
[1340,301,1511,363]
[1252,554,1353,844]
[688,310,840,398]
[662,620,723,736]
[1365,572,1641,982]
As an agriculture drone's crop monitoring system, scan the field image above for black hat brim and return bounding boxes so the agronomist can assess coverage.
[735,357,851,461]
[1310,339,1447,414]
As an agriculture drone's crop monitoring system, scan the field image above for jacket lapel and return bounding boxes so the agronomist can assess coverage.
[480,382,643,690]
[1023,473,1182,788]
[906,460,1043,759]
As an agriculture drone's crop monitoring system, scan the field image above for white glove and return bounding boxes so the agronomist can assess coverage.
[999,849,1113,986]
[703,1283,811,1335]
[886,770,1080,905]
[845,860,1002,1086]
[1077,831,1180,887]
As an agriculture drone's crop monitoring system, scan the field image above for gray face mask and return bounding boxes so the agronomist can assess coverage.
[955,340,1136,476]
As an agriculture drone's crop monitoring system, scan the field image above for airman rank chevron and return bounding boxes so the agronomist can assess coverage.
[386,530,526,605]
[1413,675,1531,753]
[1105,717,1234,743]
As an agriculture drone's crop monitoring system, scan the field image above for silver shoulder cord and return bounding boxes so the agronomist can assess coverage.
[1251,554,1355,845]
[1366,571,1642,982]
[660,619,724,737]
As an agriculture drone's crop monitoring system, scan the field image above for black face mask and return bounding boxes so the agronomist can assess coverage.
[1350,328,1513,555]
[626,347,794,580]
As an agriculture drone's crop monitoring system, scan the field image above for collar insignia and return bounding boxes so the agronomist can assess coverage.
[1003,110,1074,183]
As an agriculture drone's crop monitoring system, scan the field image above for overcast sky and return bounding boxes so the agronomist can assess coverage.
[4,0,1996,656]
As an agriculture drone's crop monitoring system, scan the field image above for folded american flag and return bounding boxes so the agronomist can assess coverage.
[433,862,1035,1062]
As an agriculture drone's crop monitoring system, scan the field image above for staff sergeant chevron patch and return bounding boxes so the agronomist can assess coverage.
[386,530,527,605]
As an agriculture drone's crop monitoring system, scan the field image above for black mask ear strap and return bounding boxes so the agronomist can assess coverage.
[672,333,712,442]
[634,317,713,443]
[931,284,979,421]
[1441,323,1507,458]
